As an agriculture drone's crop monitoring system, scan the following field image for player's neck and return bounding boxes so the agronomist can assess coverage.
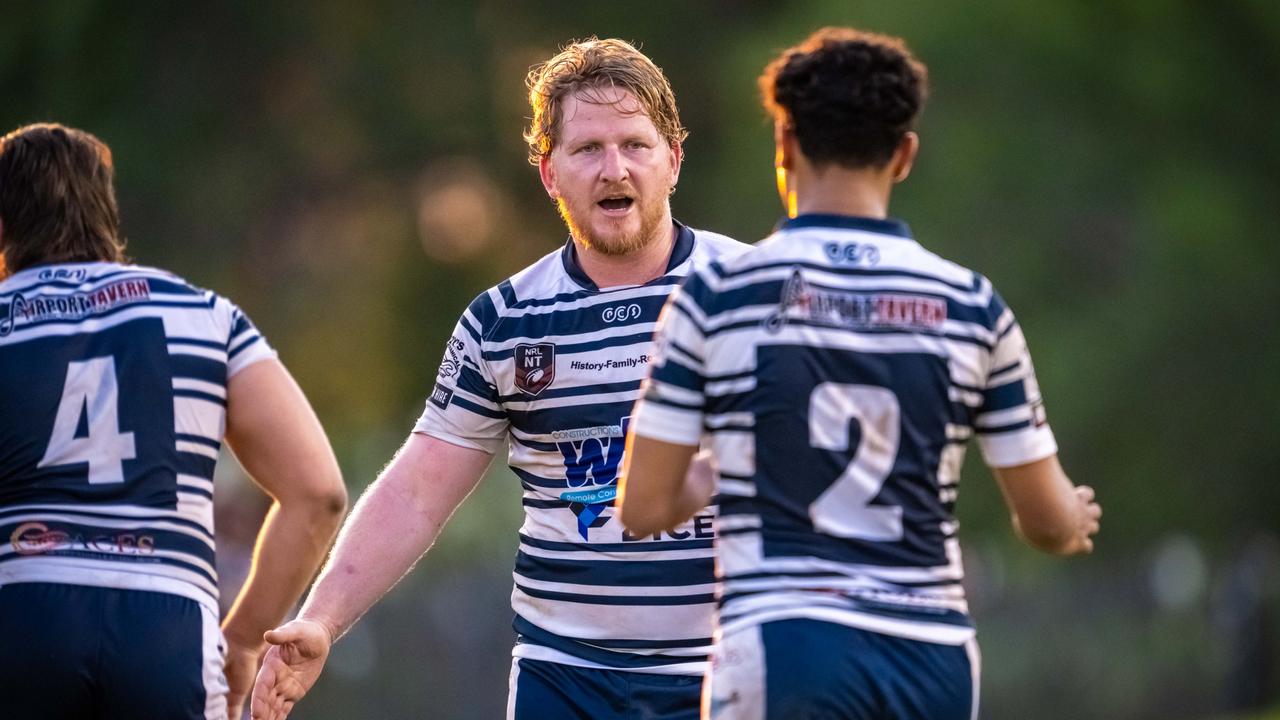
[575,217,677,289]
[789,164,894,220]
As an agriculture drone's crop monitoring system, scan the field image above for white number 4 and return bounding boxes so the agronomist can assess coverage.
[808,383,903,541]
[38,356,137,484]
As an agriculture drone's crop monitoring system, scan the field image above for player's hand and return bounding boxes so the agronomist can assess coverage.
[1064,485,1102,555]
[250,618,334,720]
[223,641,264,719]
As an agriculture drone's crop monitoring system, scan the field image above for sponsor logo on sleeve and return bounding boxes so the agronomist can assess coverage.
[428,383,455,410]
[437,335,466,380]
[514,342,556,395]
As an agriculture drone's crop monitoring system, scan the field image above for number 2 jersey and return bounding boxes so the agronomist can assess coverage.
[0,262,276,614]
[415,222,746,673]
[631,214,1058,645]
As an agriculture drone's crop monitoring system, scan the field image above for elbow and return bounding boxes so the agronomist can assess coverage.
[322,480,349,519]
[618,503,668,539]
[301,468,348,529]
[1013,516,1077,555]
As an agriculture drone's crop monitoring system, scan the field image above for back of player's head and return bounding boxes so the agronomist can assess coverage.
[760,27,929,170]
[524,37,687,164]
[0,123,124,273]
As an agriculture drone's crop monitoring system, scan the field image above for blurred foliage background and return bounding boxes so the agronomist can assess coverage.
[4,1,1279,718]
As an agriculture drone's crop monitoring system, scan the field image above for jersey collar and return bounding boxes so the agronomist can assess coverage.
[560,220,696,291]
[779,213,913,239]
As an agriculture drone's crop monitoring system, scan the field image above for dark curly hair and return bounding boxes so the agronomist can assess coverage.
[760,27,928,169]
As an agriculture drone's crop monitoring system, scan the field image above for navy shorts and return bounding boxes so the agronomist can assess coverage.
[509,657,703,720]
[706,619,979,720]
[0,582,228,719]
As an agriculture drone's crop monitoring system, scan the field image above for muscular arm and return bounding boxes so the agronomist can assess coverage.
[219,359,348,715]
[617,433,711,537]
[297,432,493,639]
[991,454,1101,555]
[251,432,493,719]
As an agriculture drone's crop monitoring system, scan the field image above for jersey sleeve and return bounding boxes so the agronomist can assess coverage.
[413,293,508,454]
[974,288,1058,468]
[630,267,715,447]
[218,296,278,378]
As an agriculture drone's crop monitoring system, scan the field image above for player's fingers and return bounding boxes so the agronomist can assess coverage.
[263,626,298,646]
[1078,536,1094,554]
[1074,485,1095,503]
[1090,502,1102,520]
[250,685,273,720]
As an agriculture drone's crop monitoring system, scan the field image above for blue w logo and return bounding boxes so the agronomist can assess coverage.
[556,417,629,539]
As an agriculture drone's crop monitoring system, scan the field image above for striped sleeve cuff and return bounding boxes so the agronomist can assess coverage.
[977,423,1058,468]
[411,425,505,455]
[630,397,703,447]
[226,337,278,378]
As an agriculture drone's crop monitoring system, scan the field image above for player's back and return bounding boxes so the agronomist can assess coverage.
[655,214,1054,644]
[0,261,274,613]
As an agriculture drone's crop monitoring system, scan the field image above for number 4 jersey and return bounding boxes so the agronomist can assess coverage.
[0,262,276,614]
[631,214,1058,645]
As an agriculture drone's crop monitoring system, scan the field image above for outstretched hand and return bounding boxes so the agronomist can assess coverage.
[1065,485,1102,555]
[223,642,264,720]
[250,619,334,720]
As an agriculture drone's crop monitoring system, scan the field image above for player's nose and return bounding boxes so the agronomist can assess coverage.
[599,145,628,184]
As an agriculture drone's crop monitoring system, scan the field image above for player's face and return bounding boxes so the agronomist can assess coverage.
[540,87,681,256]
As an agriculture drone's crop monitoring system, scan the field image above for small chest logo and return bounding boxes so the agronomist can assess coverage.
[514,343,556,396]
[601,303,643,323]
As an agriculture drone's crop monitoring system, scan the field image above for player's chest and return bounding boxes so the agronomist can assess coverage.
[491,296,669,399]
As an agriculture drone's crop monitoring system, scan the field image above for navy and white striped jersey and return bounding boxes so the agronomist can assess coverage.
[0,262,276,614]
[415,222,746,673]
[632,214,1057,646]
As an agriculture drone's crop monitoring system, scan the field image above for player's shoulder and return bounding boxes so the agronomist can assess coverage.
[900,241,987,292]
[680,226,751,285]
[456,245,581,340]
[689,226,750,259]
[0,261,218,301]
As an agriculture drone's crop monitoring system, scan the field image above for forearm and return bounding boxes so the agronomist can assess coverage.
[222,498,344,648]
[295,469,451,641]
[993,455,1100,556]
[618,435,703,536]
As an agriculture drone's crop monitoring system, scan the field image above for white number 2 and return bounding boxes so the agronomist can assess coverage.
[38,356,137,484]
[808,383,903,541]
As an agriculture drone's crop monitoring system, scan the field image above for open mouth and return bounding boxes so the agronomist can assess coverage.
[597,196,634,212]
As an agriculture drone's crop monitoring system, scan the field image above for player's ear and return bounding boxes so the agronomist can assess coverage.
[774,121,799,216]
[890,132,919,184]
[774,120,797,173]
[668,141,683,190]
[538,154,560,201]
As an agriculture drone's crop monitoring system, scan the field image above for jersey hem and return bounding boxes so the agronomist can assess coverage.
[511,642,708,676]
